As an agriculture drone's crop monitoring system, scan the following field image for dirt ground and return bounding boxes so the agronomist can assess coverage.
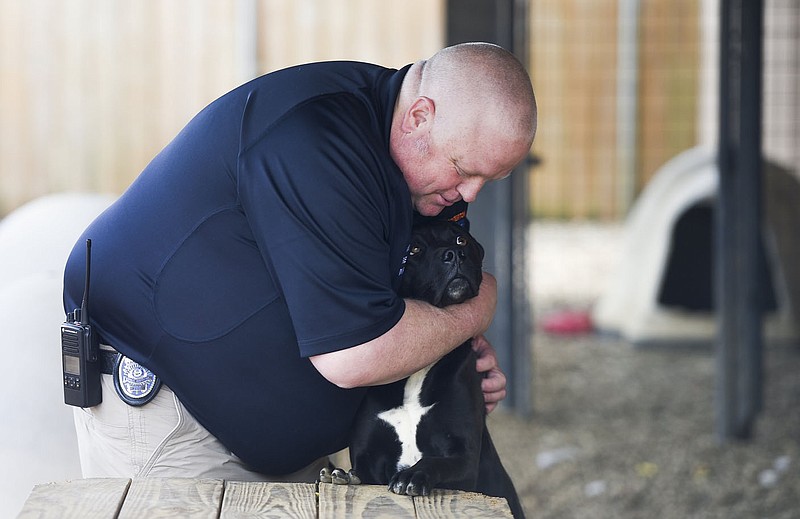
[486,221,800,519]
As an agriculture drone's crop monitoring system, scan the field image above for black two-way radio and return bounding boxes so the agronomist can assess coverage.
[61,239,102,407]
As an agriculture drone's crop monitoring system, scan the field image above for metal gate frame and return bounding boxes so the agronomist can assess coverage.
[446,0,533,415]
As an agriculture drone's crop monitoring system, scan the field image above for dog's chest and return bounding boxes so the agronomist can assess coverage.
[377,364,435,471]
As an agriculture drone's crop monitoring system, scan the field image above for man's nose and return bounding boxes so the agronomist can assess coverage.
[456,178,485,203]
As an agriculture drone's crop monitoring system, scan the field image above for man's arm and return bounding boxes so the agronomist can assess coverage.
[310,273,497,389]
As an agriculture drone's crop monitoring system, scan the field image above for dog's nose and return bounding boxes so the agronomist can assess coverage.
[442,248,466,264]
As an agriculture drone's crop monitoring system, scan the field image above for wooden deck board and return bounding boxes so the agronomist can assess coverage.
[118,478,223,519]
[220,481,316,518]
[19,478,513,518]
[415,489,514,518]
[18,478,130,519]
[319,483,417,518]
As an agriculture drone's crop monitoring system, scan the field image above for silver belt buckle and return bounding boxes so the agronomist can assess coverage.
[112,353,162,406]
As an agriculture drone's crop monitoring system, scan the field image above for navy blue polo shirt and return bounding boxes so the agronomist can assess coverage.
[64,61,470,475]
[63,61,398,473]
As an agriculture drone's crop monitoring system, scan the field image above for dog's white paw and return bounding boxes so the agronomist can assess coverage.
[320,467,361,485]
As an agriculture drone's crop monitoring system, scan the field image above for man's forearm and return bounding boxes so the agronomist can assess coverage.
[310,274,496,388]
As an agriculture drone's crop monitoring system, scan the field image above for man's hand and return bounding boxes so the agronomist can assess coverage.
[471,334,507,413]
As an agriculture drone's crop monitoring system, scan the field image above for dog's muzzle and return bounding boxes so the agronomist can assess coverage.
[444,276,473,303]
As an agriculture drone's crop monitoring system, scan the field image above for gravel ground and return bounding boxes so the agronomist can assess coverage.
[487,221,800,519]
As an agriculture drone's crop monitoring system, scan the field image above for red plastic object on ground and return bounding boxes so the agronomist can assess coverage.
[541,310,594,335]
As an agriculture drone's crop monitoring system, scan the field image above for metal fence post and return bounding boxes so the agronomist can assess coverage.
[715,0,764,441]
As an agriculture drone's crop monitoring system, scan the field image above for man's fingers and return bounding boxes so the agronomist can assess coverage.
[482,368,506,394]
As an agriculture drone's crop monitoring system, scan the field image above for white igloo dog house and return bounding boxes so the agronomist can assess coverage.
[593,146,799,346]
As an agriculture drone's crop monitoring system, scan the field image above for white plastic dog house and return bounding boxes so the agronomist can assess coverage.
[0,192,115,514]
[593,147,799,346]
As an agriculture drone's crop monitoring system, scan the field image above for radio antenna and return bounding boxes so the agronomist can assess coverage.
[80,239,92,326]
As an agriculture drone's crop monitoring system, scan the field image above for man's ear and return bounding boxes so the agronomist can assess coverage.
[400,96,435,134]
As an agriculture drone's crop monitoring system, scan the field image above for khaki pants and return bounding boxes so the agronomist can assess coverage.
[73,374,327,482]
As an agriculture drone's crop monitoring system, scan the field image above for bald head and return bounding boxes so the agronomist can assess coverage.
[418,43,537,148]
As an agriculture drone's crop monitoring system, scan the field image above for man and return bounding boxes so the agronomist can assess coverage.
[63,42,537,481]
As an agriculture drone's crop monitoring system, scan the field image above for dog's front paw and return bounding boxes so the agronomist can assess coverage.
[319,466,333,483]
[389,469,431,496]
[319,467,361,485]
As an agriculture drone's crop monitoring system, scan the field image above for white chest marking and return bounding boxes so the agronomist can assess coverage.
[378,364,436,472]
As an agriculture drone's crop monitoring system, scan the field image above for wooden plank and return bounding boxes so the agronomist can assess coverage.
[319,483,416,519]
[18,478,131,519]
[220,481,316,518]
[415,489,513,518]
[118,478,223,519]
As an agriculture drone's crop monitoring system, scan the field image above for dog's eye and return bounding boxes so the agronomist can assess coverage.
[409,245,422,256]
[456,236,467,247]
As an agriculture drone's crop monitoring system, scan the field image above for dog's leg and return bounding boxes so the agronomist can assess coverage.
[348,385,407,485]
[475,428,526,519]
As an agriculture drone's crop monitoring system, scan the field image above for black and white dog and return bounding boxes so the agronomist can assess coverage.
[331,220,525,519]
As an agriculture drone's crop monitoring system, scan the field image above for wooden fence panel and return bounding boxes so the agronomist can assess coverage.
[637,0,699,189]
[259,0,444,71]
[0,0,444,217]
[0,0,240,214]
[528,0,700,219]
[528,0,620,219]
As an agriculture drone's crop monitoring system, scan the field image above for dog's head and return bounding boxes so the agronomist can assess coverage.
[398,221,484,308]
